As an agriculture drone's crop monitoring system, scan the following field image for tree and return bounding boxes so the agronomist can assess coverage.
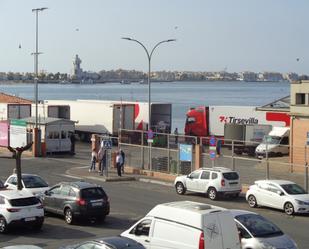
[7,142,33,190]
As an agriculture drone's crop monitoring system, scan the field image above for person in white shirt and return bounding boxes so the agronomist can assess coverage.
[116,151,123,176]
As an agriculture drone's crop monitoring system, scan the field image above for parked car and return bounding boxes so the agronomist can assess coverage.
[246,180,309,215]
[42,181,110,224]
[122,201,241,249]
[5,174,49,198]
[174,167,241,200]
[59,236,145,249]
[231,209,298,249]
[1,246,43,249]
[0,188,44,233]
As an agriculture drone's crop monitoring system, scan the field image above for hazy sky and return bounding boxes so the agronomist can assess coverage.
[0,0,308,74]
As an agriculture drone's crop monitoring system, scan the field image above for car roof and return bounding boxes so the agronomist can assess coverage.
[0,189,35,199]
[255,179,295,185]
[200,167,237,173]
[8,174,41,178]
[59,181,100,189]
[93,236,145,248]
[230,209,258,218]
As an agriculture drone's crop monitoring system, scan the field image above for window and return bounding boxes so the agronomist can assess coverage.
[189,171,200,179]
[201,171,210,179]
[280,136,289,145]
[236,223,251,239]
[81,187,107,199]
[54,131,60,139]
[296,93,306,105]
[211,172,218,179]
[69,188,77,197]
[22,175,48,188]
[186,117,196,124]
[8,177,17,185]
[76,243,96,249]
[61,186,71,196]
[9,197,40,207]
[130,219,152,236]
[50,186,61,195]
[223,172,239,180]
[268,184,280,193]
[61,130,67,139]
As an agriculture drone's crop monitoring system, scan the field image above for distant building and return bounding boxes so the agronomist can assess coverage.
[239,71,258,82]
[260,72,284,82]
[285,72,299,82]
[72,54,83,79]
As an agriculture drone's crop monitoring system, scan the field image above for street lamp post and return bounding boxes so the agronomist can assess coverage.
[122,37,175,170]
[32,7,47,157]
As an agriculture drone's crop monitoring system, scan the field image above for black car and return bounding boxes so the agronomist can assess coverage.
[43,181,110,224]
[60,236,145,249]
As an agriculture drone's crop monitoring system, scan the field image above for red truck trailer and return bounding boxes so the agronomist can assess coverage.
[184,106,290,137]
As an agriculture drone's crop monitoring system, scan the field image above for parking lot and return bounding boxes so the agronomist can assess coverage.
[0,143,308,249]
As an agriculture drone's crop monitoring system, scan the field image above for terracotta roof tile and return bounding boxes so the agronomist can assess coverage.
[0,92,32,104]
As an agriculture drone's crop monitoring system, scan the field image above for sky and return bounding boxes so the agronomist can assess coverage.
[0,0,308,74]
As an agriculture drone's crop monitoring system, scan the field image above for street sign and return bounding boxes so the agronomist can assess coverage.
[102,140,112,149]
[10,119,27,148]
[210,151,216,160]
[179,144,193,162]
[210,136,216,146]
[147,139,153,143]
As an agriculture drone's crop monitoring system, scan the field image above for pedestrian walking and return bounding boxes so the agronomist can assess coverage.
[98,148,107,175]
[69,131,75,155]
[116,151,123,177]
[120,149,125,173]
[89,148,97,172]
[174,128,179,145]
[216,139,222,157]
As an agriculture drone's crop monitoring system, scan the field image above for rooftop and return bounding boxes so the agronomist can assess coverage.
[0,92,32,104]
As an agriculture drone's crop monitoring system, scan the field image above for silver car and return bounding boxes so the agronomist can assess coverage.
[231,210,298,249]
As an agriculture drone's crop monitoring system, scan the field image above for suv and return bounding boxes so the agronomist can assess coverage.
[174,167,241,200]
[43,181,110,224]
[0,189,44,233]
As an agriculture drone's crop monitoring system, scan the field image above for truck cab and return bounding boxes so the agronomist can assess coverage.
[255,127,290,158]
[184,106,209,137]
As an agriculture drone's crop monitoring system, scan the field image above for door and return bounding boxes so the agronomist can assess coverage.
[197,170,210,193]
[203,213,224,249]
[44,185,61,213]
[124,218,153,249]
[266,183,285,209]
[59,124,72,152]
[186,170,201,192]
[46,125,61,153]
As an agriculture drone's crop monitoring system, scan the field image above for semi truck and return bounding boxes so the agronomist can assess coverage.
[184,106,290,137]
[224,123,273,156]
[35,100,172,141]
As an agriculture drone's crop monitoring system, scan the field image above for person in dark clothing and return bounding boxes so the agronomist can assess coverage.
[69,132,76,155]
[120,149,125,173]
[116,151,123,177]
[174,128,179,145]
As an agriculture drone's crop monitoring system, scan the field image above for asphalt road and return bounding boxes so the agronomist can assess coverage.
[0,155,308,249]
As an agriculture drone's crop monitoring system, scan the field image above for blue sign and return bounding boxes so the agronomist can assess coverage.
[102,140,112,149]
[210,136,216,146]
[210,151,216,160]
[147,129,154,139]
[179,144,193,162]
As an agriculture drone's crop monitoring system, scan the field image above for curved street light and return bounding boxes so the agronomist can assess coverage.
[122,37,176,170]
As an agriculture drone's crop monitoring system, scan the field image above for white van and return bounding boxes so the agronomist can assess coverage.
[121,201,241,249]
[255,127,290,158]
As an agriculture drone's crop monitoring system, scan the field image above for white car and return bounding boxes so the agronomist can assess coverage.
[174,167,241,200]
[0,188,44,233]
[232,209,298,249]
[5,174,49,198]
[246,180,309,215]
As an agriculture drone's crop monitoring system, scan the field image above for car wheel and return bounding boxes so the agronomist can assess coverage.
[33,220,44,231]
[284,202,294,215]
[64,208,74,224]
[208,187,217,200]
[0,217,8,233]
[175,182,186,195]
[248,195,258,208]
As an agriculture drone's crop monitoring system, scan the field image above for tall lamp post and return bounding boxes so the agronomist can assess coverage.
[32,7,47,157]
[122,37,175,170]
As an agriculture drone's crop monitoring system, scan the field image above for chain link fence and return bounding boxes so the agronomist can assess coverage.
[97,129,309,191]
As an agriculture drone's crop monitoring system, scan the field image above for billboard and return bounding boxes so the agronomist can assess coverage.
[10,119,27,148]
[0,121,9,147]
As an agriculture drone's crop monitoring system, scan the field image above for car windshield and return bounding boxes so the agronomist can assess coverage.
[262,136,281,145]
[280,184,307,195]
[23,175,48,188]
[236,214,283,238]
[81,187,107,199]
[223,172,239,180]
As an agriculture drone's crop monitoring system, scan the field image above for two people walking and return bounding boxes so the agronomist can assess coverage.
[90,147,125,177]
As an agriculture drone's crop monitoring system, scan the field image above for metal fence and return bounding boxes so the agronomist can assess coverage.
[110,129,309,191]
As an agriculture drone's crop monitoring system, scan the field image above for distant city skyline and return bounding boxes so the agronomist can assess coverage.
[0,0,308,74]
